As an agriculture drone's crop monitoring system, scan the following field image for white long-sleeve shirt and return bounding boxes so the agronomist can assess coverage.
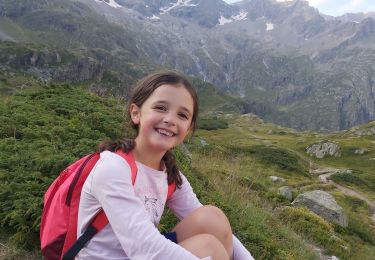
[77,151,254,259]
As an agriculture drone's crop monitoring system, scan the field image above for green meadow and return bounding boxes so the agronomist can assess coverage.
[0,82,374,259]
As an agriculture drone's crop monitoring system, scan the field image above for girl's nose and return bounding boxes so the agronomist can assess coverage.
[163,114,176,126]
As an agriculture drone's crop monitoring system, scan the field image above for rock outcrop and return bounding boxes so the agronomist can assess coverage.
[278,186,293,201]
[270,176,285,183]
[292,190,348,227]
[306,142,341,158]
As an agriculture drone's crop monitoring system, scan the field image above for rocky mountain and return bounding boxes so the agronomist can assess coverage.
[335,12,375,23]
[1,0,374,131]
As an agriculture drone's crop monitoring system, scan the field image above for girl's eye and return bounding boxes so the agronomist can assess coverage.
[179,113,189,120]
[154,105,166,111]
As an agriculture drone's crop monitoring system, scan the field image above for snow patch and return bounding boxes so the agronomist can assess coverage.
[149,15,160,20]
[266,23,274,31]
[262,58,270,70]
[95,0,122,9]
[232,11,247,21]
[218,11,247,26]
[160,0,197,14]
[218,16,233,25]
[201,45,220,68]
[275,0,294,6]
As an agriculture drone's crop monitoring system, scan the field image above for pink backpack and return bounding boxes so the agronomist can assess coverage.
[40,150,176,260]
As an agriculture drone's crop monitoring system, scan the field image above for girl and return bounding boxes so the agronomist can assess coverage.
[77,71,254,259]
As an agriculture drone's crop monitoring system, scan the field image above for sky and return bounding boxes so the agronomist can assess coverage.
[223,0,375,16]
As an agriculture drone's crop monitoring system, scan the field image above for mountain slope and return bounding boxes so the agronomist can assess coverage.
[1,0,375,130]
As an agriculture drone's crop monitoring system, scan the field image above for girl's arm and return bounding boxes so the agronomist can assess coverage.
[167,174,255,260]
[84,152,202,259]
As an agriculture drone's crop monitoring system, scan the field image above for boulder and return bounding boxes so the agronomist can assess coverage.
[354,148,370,154]
[199,138,208,146]
[270,176,285,183]
[292,190,348,227]
[278,186,293,201]
[354,127,375,136]
[306,141,341,158]
[309,167,340,176]
[179,143,192,167]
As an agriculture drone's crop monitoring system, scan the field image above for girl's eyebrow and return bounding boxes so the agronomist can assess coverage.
[153,100,192,115]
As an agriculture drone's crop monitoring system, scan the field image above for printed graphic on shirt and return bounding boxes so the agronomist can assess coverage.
[144,196,162,226]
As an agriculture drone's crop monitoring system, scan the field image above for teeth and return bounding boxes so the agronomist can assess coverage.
[157,129,174,137]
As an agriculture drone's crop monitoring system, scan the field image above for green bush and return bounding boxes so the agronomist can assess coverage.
[197,117,228,130]
[0,83,126,249]
[231,145,309,175]
[331,171,375,191]
[347,216,375,244]
[278,207,349,258]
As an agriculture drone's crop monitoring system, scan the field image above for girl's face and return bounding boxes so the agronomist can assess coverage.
[130,84,194,154]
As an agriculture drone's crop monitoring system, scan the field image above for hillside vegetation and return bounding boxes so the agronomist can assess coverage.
[0,83,374,259]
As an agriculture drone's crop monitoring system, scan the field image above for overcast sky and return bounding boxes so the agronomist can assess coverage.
[223,0,375,16]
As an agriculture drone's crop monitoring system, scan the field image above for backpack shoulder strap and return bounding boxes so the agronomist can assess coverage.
[63,153,100,256]
[116,149,176,199]
[167,182,176,200]
[115,150,137,185]
[62,151,138,260]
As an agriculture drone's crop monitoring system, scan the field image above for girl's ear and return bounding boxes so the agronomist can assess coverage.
[129,104,141,125]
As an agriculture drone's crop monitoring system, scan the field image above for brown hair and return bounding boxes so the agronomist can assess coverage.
[99,71,199,188]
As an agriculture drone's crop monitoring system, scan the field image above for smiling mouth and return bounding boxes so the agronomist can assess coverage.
[156,128,176,137]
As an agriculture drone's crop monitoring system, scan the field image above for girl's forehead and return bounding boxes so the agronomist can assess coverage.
[150,84,193,100]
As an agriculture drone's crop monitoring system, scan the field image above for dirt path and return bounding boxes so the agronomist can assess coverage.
[232,126,375,226]
[329,181,375,226]
[317,170,375,226]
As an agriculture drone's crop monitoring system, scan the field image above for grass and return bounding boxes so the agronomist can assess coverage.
[1,85,375,259]
[188,113,375,259]
[0,233,41,260]
[187,142,319,259]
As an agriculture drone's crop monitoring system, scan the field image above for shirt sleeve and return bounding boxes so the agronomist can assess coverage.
[166,173,203,220]
[167,173,255,260]
[89,154,201,260]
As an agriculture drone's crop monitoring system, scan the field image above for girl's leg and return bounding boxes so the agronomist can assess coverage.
[179,233,229,260]
[172,205,233,259]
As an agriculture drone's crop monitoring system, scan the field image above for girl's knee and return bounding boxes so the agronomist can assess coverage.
[197,233,222,248]
[180,233,229,260]
[195,205,232,231]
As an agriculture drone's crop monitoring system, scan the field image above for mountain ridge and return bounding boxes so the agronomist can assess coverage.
[1,0,374,131]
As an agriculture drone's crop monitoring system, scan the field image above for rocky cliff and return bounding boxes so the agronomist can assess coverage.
[1,0,375,131]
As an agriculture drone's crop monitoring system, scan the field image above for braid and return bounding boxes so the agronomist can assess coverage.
[99,139,182,188]
[162,150,183,188]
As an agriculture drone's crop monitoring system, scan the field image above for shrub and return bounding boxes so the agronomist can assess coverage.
[231,145,309,175]
[197,117,228,130]
[0,84,126,249]
[278,207,349,257]
[331,171,375,191]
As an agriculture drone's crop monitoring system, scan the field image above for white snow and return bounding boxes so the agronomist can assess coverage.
[218,11,247,26]
[218,16,233,25]
[262,58,270,70]
[160,0,197,14]
[95,0,122,9]
[266,23,274,31]
[232,11,248,21]
[149,15,160,20]
[201,45,220,68]
[275,0,294,6]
